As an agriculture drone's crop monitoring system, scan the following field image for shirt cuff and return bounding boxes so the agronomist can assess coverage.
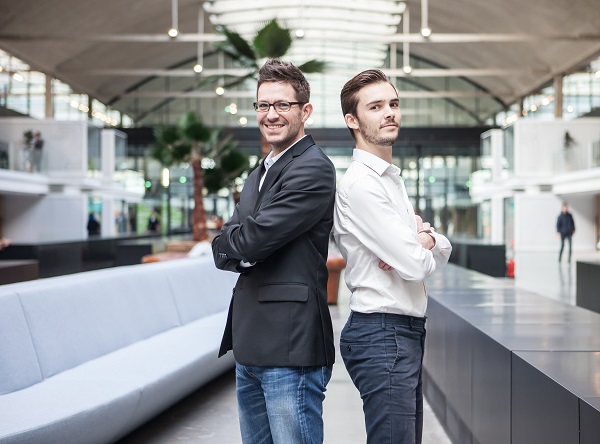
[239,260,256,268]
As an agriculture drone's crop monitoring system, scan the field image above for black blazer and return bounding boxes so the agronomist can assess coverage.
[212,135,336,367]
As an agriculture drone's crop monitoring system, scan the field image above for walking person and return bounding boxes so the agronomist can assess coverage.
[333,69,452,443]
[212,59,336,444]
[557,202,576,263]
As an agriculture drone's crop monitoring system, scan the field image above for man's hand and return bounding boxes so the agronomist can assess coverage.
[378,259,394,271]
[415,215,435,250]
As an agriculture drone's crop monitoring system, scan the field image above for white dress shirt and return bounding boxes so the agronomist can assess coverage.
[333,149,452,317]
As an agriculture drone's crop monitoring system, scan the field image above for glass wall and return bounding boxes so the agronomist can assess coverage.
[0,49,133,126]
[494,55,600,127]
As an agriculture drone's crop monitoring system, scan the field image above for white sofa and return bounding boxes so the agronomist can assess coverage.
[0,256,237,444]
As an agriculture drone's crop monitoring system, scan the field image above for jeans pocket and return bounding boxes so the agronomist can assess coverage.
[390,326,425,374]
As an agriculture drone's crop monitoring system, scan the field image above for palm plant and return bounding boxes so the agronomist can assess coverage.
[213,19,326,88]
[153,112,244,241]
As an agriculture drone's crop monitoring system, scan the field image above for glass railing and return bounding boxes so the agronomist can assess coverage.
[553,139,600,173]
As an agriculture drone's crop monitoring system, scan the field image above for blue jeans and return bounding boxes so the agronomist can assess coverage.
[340,312,426,444]
[235,363,332,444]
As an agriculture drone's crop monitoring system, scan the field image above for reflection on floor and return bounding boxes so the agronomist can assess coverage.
[118,272,452,443]
[515,249,599,306]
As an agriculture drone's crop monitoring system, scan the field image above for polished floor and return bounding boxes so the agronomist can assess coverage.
[117,247,600,443]
[515,249,599,306]
[118,274,452,443]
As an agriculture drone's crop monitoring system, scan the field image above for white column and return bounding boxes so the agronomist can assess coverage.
[490,195,504,244]
[101,197,116,237]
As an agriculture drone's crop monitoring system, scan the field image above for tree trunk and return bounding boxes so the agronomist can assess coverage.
[191,153,208,241]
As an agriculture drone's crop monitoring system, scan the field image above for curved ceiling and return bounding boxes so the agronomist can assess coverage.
[0,0,599,127]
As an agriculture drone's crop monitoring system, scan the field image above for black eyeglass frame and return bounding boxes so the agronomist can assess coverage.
[253,101,307,112]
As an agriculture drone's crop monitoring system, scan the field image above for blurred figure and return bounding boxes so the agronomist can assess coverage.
[32,131,44,172]
[147,210,161,233]
[557,202,575,263]
[87,213,101,236]
[0,238,11,250]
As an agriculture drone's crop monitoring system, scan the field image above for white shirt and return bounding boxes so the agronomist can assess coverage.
[259,136,306,191]
[333,149,452,317]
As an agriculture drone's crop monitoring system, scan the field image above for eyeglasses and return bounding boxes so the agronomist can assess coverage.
[253,101,306,113]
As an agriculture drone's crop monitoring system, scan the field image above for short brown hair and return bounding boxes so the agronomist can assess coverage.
[257,59,310,103]
[340,69,397,139]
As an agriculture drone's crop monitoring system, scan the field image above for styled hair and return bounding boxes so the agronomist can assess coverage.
[257,59,310,103]
[340,69,397,139]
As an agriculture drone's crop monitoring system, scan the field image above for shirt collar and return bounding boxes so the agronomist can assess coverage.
[264,134,307,169]
[352,148,400,177]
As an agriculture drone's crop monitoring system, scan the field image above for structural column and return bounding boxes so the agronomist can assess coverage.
[553,75,563,118]
[45,75,53,118]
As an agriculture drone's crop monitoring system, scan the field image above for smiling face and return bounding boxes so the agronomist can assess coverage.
[256,81,313,153]
[345,81,401,150]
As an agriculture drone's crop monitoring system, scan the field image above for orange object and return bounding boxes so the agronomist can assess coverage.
[326,255,347,305]
[506,259,515,278]
[141,252,189,263]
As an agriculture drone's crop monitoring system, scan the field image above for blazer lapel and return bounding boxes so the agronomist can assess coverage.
[254,135,316,208]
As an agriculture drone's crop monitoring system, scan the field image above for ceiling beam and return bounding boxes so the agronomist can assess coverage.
[118,90,506,99]
[2,32,599,44]
[65,67,544,78]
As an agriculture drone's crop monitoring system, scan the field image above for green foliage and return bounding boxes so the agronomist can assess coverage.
[156,126,179,145]
[204,168,225,194]
[153,112,212,166]
[178,112,211,142]
[216,27,257,68]
[211,19,326,88]
[151,142,174,166]
[203,133,251,194]
[253,19,292,59]
[221,149,249,173]
[297,60,327,74]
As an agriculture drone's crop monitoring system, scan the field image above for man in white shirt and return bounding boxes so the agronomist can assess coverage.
[334,69,452,444]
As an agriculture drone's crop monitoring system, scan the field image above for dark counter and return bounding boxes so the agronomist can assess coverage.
[424,264,600,444]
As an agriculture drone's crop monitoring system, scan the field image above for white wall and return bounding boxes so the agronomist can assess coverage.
[3,193,87,242]
[0,118,88,176]
[514,193,595,252]
[514,118,600,178]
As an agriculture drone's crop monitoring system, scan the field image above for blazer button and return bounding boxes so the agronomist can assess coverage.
[347,345,351,352]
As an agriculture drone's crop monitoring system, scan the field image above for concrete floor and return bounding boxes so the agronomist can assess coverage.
[118,273,452,443]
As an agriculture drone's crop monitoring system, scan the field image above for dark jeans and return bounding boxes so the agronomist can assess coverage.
[340,311,426,444]
[559,234,572,262]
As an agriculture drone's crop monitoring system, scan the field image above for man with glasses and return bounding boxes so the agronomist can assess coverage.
[212,59,336,444]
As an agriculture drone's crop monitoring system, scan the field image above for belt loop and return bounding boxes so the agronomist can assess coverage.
[409,317,413,330]
[349,311,354,325]
[381,313,385,328]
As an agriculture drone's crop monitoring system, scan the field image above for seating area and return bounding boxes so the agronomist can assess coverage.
[0,256,237,444]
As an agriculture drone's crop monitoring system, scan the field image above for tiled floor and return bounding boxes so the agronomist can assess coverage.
[118,274,452,443]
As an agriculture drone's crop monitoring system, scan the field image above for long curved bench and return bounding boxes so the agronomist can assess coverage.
[0,256,237,444]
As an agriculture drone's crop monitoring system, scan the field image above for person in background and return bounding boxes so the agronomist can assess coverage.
[32,131,44,172]
[557,202,576,263]
[87,213,101,236]
[147,210,160,233]
[212,59,336,444]
[334,69,452,444]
